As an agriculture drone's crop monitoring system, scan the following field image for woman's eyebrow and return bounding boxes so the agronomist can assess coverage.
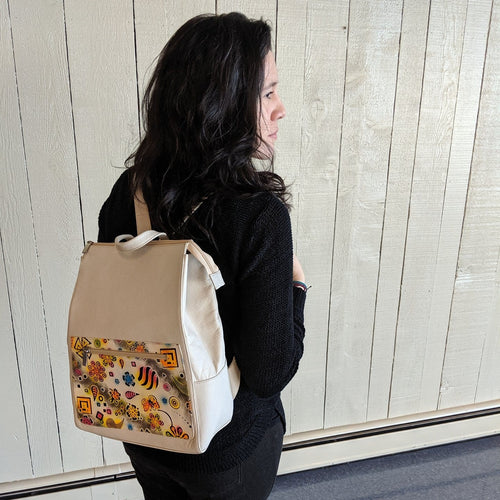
[263,81,279,90]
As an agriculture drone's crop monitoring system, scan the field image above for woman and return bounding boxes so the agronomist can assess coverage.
[98,12,307,499]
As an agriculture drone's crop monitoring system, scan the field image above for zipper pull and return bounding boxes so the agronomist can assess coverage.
[82,348,91,366]
[82,241,93,255]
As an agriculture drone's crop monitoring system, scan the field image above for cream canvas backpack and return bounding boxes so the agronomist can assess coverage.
[68,192,239,453]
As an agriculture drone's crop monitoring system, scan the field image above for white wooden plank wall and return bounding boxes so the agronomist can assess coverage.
[367,0,431,422]
[441,0,500,407]
[1,0,498,486]
[326,0,402,428]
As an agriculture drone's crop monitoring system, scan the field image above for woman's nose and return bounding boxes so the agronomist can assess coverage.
[273,97,286,120]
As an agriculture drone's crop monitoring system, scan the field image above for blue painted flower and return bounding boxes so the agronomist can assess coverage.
[122,371,135,386]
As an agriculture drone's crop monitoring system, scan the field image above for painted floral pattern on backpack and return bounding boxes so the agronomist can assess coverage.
[70,336,193,440]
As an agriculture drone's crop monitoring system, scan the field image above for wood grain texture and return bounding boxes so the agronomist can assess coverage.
[473,0,500,404]
[280,0,349,434]
[423,0,493,411]
[443,0,499,406]
[389,0,469,418]
[0,236,32,481]
[325,0,402,428]
[0,0,64,479]
[65,0,139,241]
[367,0,430,421]
[0,3,32,481]
[8,0,105,473]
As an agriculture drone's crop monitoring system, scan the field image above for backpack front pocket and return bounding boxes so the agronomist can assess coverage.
[70,336,193,441]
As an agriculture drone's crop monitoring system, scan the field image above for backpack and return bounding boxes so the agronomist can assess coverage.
[67,191,240,454]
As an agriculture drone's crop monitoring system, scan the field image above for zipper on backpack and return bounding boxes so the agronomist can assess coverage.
[81,346,171,366]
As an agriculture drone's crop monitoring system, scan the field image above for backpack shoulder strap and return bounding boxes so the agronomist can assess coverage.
[134,189,154,235]
[134,188,207,237]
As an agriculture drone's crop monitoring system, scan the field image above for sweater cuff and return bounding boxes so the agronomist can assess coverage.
[293,285,307,313]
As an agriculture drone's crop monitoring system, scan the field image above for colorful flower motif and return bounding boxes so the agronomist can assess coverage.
[126,403,141,421]
[114,401,126,416]
[166,425,189,440]
[109,388,121,402]
[80,416,94,426]
[87,361,106,382]
[142,395,160,412]
[99,354,116,367]
[135,343,146,353]
[122,371,135,386]
[148,413,164,431]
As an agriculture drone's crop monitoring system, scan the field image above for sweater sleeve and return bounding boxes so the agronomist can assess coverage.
[232,196,306,398]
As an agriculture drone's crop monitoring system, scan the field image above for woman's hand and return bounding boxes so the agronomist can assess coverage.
[293,255,305,283]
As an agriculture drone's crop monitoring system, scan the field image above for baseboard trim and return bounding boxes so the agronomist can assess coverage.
[278,406,500,475]
[283,403,500,451]
[2,402,499,498]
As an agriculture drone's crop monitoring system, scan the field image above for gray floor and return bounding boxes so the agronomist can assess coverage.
[270,435,500,499]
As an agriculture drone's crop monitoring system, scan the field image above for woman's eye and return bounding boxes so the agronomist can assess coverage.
[264,91,274,99]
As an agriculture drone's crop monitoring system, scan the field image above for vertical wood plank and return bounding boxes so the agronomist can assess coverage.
[389,0,469,418]
[278,0,349,433]
[367,0,430,421]
[0,235,32,481]
[65,0,139,241]
[0,0,64,478]
[472,0,500,403]
[8,0,105,472]
[442,0,500,406]
[424,0,493,410]
[325,0,402,428]
[430,0,493,409]
[0,1,32,482]
[476,258,500,402]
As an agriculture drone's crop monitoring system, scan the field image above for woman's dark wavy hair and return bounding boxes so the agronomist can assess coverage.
[128,12,289,239]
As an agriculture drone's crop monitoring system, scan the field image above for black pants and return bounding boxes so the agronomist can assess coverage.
[126,418,284,499]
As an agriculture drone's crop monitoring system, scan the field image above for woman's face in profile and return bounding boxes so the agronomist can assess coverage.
[257,51,286,158]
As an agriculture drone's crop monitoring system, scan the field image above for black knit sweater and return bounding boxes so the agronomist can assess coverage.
[98,170,306,473]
